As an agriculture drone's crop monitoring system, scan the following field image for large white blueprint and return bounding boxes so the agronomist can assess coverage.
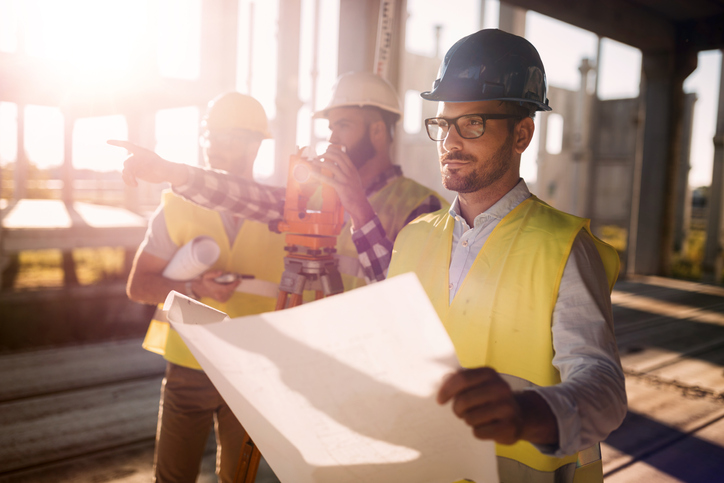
[164,272,498,483]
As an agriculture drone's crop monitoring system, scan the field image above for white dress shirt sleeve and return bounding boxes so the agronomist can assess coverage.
[528,230,627,457]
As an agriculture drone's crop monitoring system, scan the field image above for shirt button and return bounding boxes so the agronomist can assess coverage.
[461,240,469,247]
[448,283,454,290]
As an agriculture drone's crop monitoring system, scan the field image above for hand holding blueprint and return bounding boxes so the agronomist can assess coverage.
[164,273,498,483]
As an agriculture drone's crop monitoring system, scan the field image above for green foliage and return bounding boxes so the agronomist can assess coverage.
[598,225,627,253]
[671,229,706,281]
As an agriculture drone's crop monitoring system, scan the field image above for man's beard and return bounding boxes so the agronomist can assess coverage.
[346,125,376,169]
[439,133,513,193]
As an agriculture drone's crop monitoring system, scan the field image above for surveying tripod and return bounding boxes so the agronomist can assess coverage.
[234,148,346,482]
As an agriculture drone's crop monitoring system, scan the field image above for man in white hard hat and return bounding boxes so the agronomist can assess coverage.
[118,93,286,483]
[115,72,447,289]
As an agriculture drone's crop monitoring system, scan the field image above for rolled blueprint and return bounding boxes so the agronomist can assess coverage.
[161,236,221,281]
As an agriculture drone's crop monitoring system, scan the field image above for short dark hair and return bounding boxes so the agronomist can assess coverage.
[500,101,536,133]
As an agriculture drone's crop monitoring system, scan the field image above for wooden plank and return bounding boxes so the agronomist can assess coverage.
[0,378,162,474]
[0,339,166,402]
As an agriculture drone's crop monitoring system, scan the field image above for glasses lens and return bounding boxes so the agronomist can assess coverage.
[458,115,485,139]
[426,119,448,141]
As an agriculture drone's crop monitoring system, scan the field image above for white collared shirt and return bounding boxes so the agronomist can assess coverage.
[448,179,627,457]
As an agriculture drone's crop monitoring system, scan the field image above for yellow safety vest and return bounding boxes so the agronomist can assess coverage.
[388,196,619,483]
[313,176,448,291]
[142,191,287,369]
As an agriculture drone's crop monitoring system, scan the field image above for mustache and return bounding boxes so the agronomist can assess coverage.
[440,151,475,163]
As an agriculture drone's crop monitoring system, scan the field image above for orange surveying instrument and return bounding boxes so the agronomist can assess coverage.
[234,147,346,482]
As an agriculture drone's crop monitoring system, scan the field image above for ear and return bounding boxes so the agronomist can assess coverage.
[513,117,535,154]
[369,119,388,146]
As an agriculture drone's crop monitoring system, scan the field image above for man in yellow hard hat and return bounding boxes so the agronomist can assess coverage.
[122,93,286,483]
[114,72,448,290]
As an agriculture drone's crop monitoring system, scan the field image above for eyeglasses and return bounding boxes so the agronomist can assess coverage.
[424,114,522,141]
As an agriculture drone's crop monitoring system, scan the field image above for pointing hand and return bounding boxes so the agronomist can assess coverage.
[108,140,189,187]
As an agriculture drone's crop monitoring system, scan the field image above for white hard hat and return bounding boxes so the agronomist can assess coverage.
[313,71,402,121]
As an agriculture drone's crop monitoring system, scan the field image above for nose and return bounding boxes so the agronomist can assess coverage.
[441,124,463,152]
[328,128,340,145]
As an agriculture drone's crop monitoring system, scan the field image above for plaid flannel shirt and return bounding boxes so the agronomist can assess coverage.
[174,165,442,283]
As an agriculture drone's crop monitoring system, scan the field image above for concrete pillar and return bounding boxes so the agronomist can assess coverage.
[479,0,486,29]
[200,0,238,96]
[272,0,302,186]
[498,1,526,36]
[13,104,25,201]
[62,113,75,204]
[673,93,696,253]
[124,111,156,212]
[628,49,697,276]
[338,0,378,75]
[338,0,405,84]
[572,58,594,218]
[702,53,724,282]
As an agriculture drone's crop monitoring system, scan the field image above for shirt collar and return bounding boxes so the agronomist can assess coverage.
[365,165,403,197]
[449,178,531,226]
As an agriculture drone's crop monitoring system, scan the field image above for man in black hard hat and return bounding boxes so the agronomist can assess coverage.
[388,29,626,483]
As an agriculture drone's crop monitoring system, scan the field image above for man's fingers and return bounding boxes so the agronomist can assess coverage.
[319,148,354,176]
[437,367,500,404]
[451,383,509,417]
[471,419,522,445]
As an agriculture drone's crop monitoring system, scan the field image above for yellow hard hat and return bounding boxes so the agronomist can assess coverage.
[202,92,272,139]
[312,71,402,121]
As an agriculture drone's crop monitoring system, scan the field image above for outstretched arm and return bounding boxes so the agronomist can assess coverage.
[109,140,190,187]
[109,139,285,223]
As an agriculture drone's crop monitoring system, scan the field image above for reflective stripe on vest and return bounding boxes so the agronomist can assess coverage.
[388,196,618,483]
[142,191,287,369]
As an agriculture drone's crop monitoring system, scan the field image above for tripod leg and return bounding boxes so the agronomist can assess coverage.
[234,433,262,483]
[275,290,289,311]
[289,293,303,307]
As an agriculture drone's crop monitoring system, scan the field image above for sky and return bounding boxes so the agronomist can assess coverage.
[0,0,721,188]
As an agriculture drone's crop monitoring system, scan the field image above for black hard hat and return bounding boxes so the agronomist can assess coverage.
[421,29,552,111]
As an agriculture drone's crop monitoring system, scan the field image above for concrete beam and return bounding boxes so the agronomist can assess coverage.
[501,0,675,52]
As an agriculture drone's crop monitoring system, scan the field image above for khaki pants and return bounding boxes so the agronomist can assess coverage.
[154,362,246,483]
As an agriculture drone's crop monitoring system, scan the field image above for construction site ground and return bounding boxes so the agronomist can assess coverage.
[2,275,724,483]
